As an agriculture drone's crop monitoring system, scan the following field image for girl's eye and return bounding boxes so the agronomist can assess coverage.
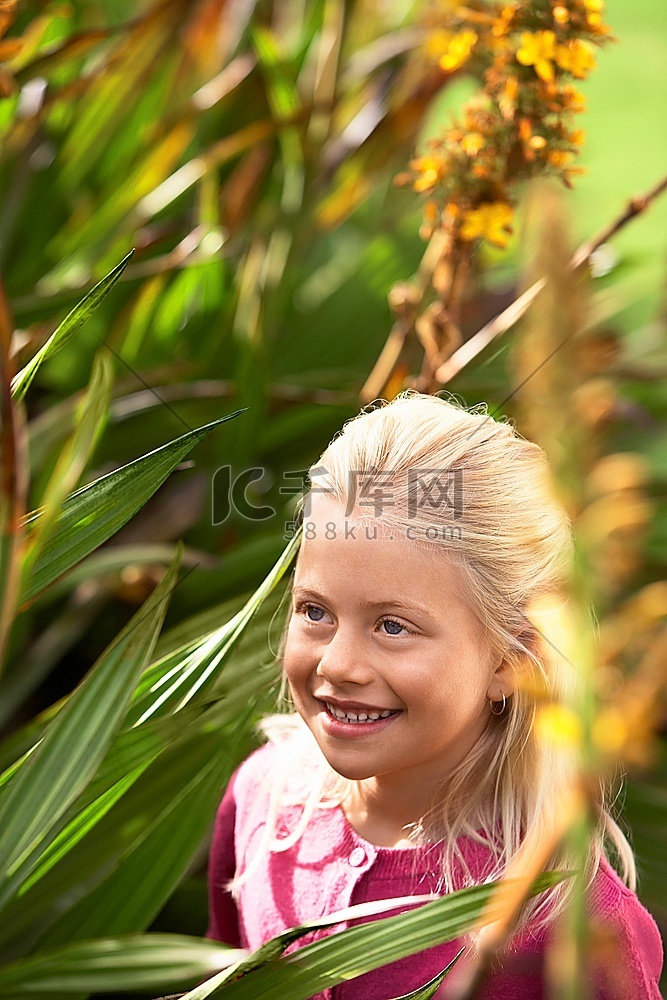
[379,618,412,637]
[295,603,412,635]
[300,603,331,624]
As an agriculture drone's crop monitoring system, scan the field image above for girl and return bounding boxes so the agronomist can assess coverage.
[207,393,662,999]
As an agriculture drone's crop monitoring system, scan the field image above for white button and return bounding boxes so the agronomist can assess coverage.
[349,846,366,867]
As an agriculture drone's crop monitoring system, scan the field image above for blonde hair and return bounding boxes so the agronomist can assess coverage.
[235,392,635,937]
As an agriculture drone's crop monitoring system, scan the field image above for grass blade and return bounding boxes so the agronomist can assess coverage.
[18,411,245,606]
[388,950,465,999]
[127,528,299,726]
[0,934,245,995]
[0,547,182,911]
[11,251,133,402]
[183,873,569,998]
[22,350,113,577]
[38,733,242,948]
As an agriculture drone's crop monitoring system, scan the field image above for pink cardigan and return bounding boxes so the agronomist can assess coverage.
[206,742,663,999]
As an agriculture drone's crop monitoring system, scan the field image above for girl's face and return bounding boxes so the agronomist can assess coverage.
[284,494,508,807]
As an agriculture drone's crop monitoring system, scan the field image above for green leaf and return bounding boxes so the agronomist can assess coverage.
[0,934,245,995]
[0,718,221,956]
[0,547,182,911]
[126,528,299,726]
[183,872,569,999]
[11,701,245,914]
[18,411,245,606]
[22,350,113,578]
[388,948,465,999]
[18,764,153,897]
[11,251,133,402]
[37,732,241,948]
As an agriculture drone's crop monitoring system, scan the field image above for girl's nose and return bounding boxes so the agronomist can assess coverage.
[315,628,374,687]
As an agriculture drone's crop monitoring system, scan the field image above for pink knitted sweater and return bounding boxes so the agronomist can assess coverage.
[206,742,663,999]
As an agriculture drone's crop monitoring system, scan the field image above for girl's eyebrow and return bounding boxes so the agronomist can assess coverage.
[293,587,437,624]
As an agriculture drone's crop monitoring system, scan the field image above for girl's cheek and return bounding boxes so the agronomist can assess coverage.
[283,636,312,685]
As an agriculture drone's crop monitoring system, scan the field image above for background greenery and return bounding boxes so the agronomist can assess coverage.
[0,0,665,996]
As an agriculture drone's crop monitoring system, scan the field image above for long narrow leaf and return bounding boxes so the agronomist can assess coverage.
[0,934,244,995]
[15,657,278,909]
[0,547,182,911]
[18,411,245,606]
[0,676,272,957]
[126,528,299,726]
[182,872,569,999]
[0,595,280,937]
[22,350,113,576]
[389,949,465,999]
[11,251,133,402]
[38,734,242,948]
[0,278,26,677]
[0,722,225,956]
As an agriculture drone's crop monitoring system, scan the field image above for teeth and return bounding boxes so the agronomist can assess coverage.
[325,703,396,724]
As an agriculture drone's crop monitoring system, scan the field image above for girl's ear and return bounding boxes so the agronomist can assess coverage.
[486,657,515,702]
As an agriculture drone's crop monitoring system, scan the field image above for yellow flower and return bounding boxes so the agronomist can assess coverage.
[472,163,491,178]
[460,201,513,247]
[569,128,585,145]
[548,149,574,167]
[425,28,453,62]
[553,5,569,24]
[583,0,607,29]
[518,117,532,143]
[560,84,587,112]
[439,30,478,72]
[555,39,596,78]
[410,155,447,192]
[499,75,518,118]
[461,132,485,155]
[425,199,439,223]
[492,5,516,37]
[516,30,556,82]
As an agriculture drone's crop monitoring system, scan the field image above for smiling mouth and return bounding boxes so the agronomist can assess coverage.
[322,701,401,725]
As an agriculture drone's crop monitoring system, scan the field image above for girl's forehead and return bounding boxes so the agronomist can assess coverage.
[296,517,464,591]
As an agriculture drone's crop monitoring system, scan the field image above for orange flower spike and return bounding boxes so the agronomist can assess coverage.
[410,156,447,192]
[492,4,516,37]
[439,29,478,73]
[583,0,606,28]
[555,39,596,78]
[518,117,532,143]
[425,28,453,62]
[560,84,587,112]
[425,200,439,223]
[516,30,557,82]
[548,149,574,167]
[461,132,485,156]
[460,202,513,247]
[499,75,519,119]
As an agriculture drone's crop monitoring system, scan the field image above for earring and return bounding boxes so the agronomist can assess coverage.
[488,692,507,716]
